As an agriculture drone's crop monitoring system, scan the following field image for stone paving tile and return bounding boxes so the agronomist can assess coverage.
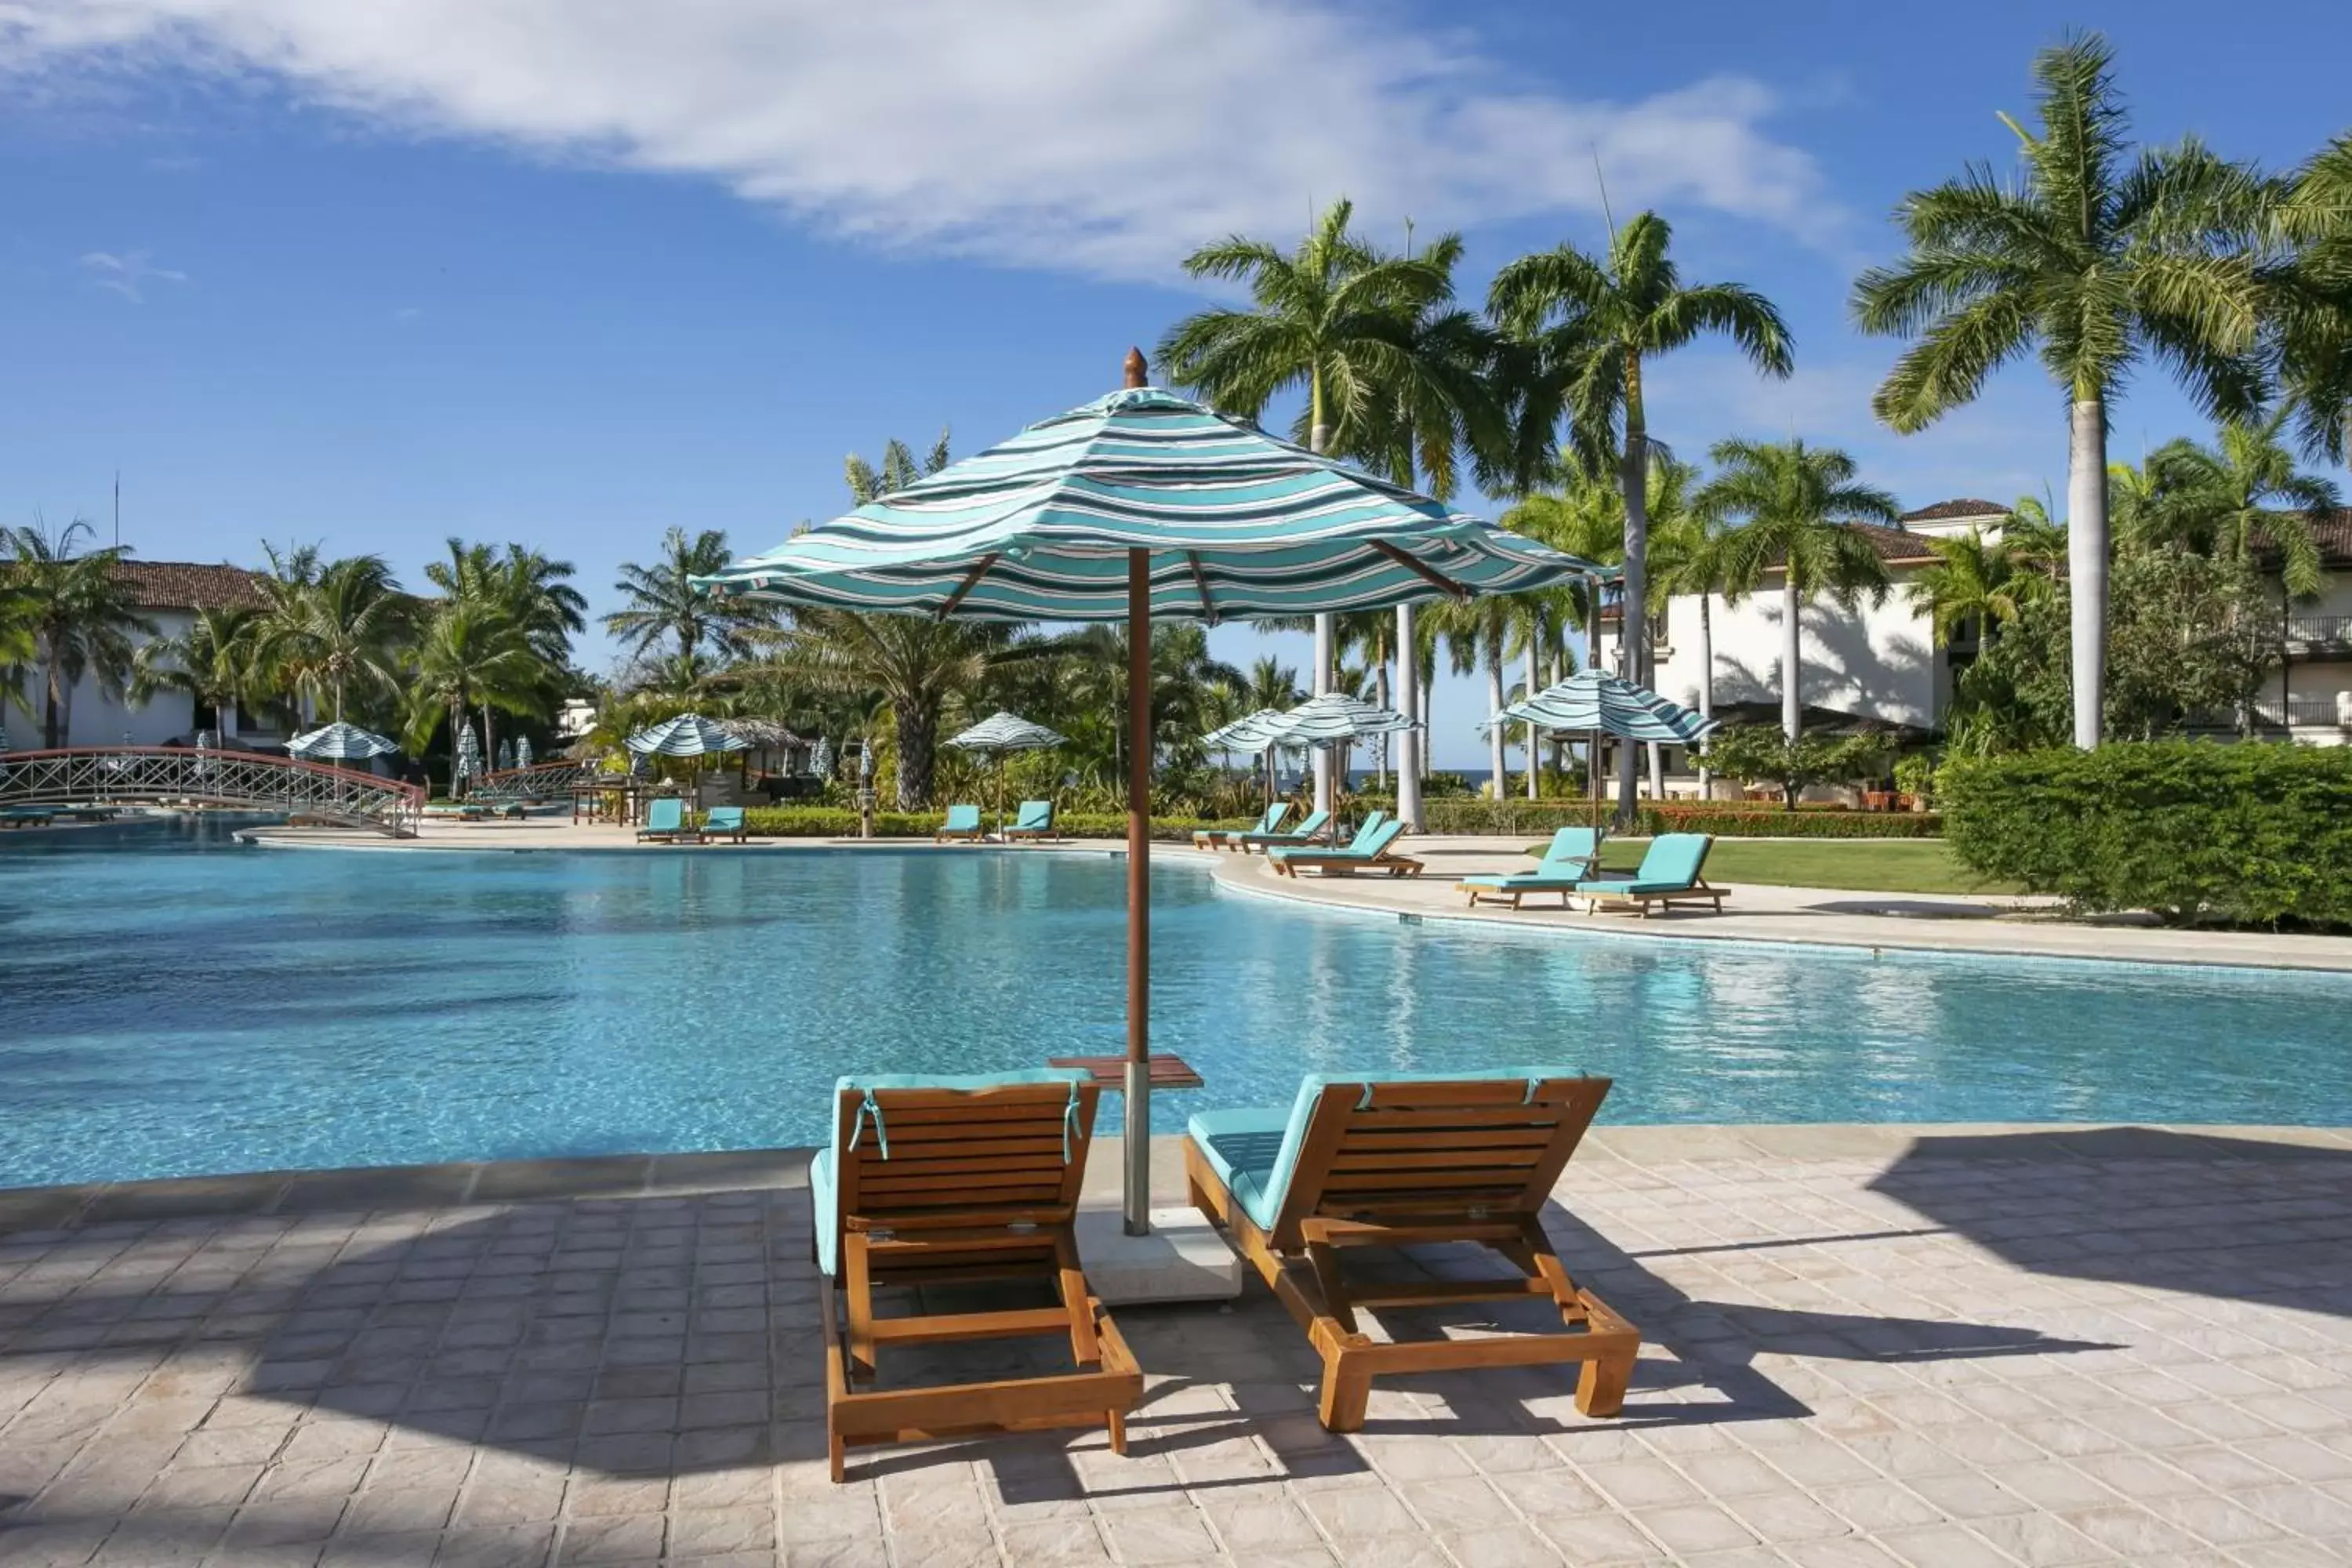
[2,1139,2351,1564]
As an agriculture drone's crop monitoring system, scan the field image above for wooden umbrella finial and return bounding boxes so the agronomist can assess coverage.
[1123,347,1148,389]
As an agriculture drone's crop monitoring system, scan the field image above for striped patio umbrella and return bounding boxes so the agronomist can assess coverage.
[946,711,1068,840]
[625,713,750,757]
[1201,708,1287,753]
[455,720,483,791]
[495,739,515,773]
[1486,670,1719,826]
[696,360,1607,1235]
[1259,691,1421,750]
[809,735,834,782]
[289,721,400,761]
[516,735,534,770]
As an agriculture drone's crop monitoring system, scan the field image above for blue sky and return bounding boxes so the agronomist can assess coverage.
[5,1,2347,764]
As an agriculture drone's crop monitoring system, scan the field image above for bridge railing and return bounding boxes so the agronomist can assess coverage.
[472,759,597,800]
[0,747,424,836]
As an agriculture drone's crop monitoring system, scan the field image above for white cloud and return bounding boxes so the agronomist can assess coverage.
[2,1,1838,279]
[78,248,187,301]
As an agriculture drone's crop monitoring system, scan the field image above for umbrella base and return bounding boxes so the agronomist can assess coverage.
[1074,1205,1243,1305]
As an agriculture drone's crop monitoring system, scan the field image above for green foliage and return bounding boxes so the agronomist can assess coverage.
[1893,752,1938,805]
[1702,726,1893,807]
[1941,742,2352,927]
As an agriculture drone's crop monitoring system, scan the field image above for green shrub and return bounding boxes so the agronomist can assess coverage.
[1893,752,1937,807]
[1941,742,2352,927]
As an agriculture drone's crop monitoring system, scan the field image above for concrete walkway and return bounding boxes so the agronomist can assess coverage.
[3,1127,2350,1566]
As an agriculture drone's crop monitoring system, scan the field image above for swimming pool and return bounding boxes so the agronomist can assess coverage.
[4,817,2347,1187]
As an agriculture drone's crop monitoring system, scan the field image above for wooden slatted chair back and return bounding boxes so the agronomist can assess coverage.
[833,1080,1099,1236]
[1272,1075,1610,1244]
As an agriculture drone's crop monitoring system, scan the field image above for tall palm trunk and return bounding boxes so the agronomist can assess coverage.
[1523,642,1540,800]
[1395,604,1421,831]
[1616,359,1649,821]
[1309,382,1336,818]
[1486,641,1507,800]
[1782,575,1803,742]
[1697,593,1716,795]
[2068,393,2108,749]
[896,700,938,809]
[1372,639,1391,790]
[41,647,64,748]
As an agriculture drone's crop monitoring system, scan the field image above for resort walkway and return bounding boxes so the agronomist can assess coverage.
[3,1127,2350,1566]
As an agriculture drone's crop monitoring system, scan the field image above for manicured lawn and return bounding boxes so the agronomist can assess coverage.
[1530,837,2027,895]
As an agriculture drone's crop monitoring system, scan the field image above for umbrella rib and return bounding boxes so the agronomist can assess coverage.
[936,553,1000,619]
[1185,551,1218,625]
[1368,540,1468,599]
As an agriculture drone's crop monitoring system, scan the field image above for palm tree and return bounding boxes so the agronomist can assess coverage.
[1704,440,1900,741]
[1642,458,1728,788]
[1157,198,1457,815]
[2276,133,2352,463]
[403,601,546,789]
[2137,410,2341,597]
[2,518,158,747]
[1430,594,1514,797]
[847,432,951,505]
[129,604,259,739]
[1490,212,1792,814]
[1852,31,2271,748]
[604,528,763,671]
[1904,526,2056,651]
[251,554,408,724]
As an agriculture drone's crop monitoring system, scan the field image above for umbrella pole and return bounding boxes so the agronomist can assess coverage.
[1124,546,1152,1236]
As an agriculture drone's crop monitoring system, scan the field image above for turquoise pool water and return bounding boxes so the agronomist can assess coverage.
[4,817,2347,1187]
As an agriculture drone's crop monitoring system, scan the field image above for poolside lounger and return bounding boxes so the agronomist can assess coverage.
[1575,832,1724,916]
[1195,802,1288,851]
[0,808,56,829]
[1236,808,1332,854]
[809,1069,1144,1480]
[700,804,750,844]
[935,804,984,843]
[1457,826,1604,909]
[1268,815,1421,879]
[1185,1069,1639,1432]
[1000,800,1059,841]
[635,797,699,844]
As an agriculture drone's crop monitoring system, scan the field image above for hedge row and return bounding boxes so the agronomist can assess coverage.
[737,807,1242,843]
[1941,741,2352,928]
[1419,798,1941,839]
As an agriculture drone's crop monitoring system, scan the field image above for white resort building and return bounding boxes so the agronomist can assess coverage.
[1606,500,2352,760]
[23,561,286,750]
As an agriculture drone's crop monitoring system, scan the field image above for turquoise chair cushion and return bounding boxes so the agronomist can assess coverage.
[1540,827,1602,871]
[1014,800,1053,827]
[1269,816,1400,865]
[641,798,684,833]
[1187,1065,1581,1234]
[1459,870,1584,890]
[1578,832,1711,895]
[942,804,980,831]
[810,1067,1093,1279]
[703,806,744,829]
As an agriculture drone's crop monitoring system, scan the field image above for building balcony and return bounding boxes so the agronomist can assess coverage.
[2285,615,2352,652]
[2250,696,2352,729]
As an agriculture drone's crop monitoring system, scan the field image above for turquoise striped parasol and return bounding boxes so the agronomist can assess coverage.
[1259,691,1421,750]
[946,712,1068,840]
[1490,670,1719,744]
[516,735,534,770]
[626,713,750,757]
[289,721,400,761]
[698,358,1608,1235]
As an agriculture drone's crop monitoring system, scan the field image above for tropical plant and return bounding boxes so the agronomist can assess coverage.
[401,599,548,782]
[1703,439,1899,741]
[129,604,260,737]
[1,517,158,747]
[2274,133,2352,464]
[1704,725,1893,810]
[2130,410,2341,597]
[604,527,764,671]
[1853,30,2271,749]
[1904,524,2059,648]
[249,554,408,724]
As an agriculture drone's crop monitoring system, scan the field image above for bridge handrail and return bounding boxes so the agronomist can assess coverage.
[0,746,425,834]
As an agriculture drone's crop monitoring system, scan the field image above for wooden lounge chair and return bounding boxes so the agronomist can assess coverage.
[1000,800,1060,841]
[1268,816,1421,878]
[1185,1070,1639,1432]
[1195,802,1287,851]
[1236,808,1331,853]
[699,804,750,843]
[1575,833,1725,916]
[1457,826,1603,909]
[0,807,56,830]
[935,804,984,843]
[635,797,699,844]
[809,1070,1145,1481]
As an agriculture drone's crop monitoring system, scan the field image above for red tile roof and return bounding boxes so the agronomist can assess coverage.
[111,561,270,612]
[1899,498,2009,523]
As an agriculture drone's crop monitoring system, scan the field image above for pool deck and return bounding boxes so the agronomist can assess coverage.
[5,1125,2350,1566]
[235,818,2352,973]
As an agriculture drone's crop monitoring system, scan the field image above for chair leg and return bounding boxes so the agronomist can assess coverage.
[1576,1346,1635,1417]
[1317,1345,1374,1432]
[843,1233,878,1381]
